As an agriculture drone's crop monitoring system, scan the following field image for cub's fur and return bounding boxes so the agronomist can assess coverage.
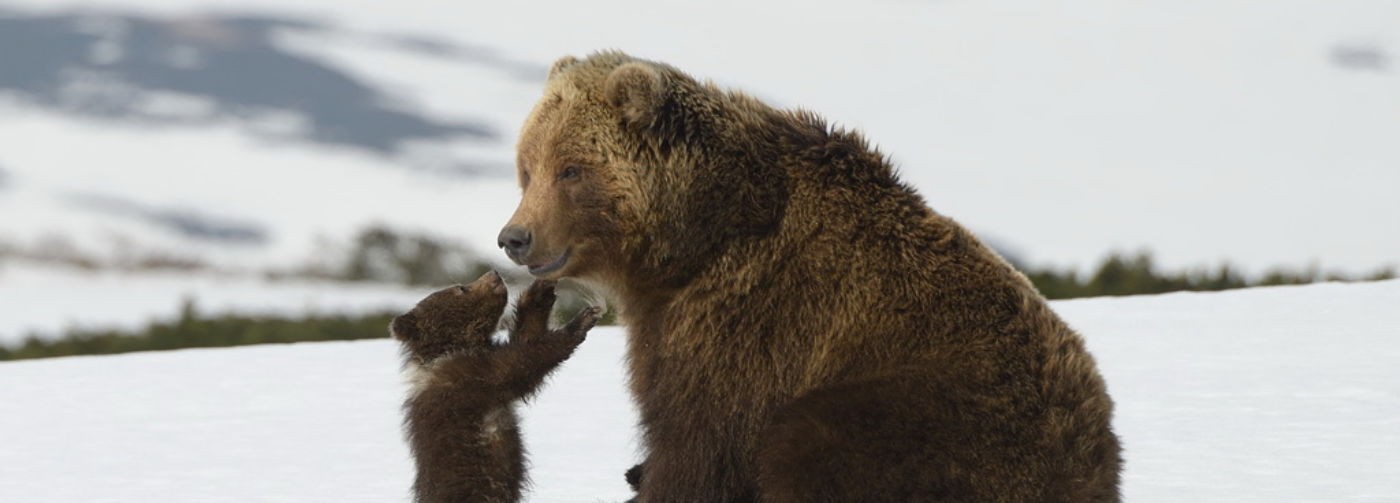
[391,271,599,503]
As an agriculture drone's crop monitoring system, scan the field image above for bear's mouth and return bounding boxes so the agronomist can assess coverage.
[528,248,571,276]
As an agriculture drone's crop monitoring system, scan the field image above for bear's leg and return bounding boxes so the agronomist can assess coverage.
[490,306,600,398]
[755,374,1058,503]
[510,280,557,345]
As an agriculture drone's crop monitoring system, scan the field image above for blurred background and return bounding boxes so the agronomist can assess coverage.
[1,0,1397,359]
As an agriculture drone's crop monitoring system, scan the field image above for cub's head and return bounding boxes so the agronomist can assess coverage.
[390,270,510,365]
[499,51,788,293]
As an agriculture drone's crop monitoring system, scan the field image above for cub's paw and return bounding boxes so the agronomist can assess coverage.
[625,462,644,492]
[518,280,558,314]
[550,306,602,347]
[512,280,559,344]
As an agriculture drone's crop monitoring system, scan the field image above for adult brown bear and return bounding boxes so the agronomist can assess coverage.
[498,51,1121,502]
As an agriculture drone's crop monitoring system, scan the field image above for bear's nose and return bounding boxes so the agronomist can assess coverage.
[497,225,532,262]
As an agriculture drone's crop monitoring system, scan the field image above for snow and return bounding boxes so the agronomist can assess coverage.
[1,0,1397,274]
[0,261,428,343]
[0,326,639,503]
[1058,280,1400,501]
[0,109,522,268]
[3,280,1399,502]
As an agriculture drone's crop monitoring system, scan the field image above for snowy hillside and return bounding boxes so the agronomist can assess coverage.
[1,0,1397,274]
[0,261,426,344]
[2,280,1398,502]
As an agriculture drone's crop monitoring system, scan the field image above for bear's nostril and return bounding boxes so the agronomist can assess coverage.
[497,225,533,261]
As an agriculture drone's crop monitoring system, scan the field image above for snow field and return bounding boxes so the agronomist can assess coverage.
[2,280,1398,501]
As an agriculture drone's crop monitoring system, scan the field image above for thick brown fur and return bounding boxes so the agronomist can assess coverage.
[391,271,600,503]
[504,51,1122,502]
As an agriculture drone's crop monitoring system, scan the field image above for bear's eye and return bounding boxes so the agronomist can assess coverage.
[558,165,582,181]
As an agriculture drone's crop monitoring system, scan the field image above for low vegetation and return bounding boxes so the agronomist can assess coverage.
[0,300,397,361]
[1,227,1393,361]
[1023,252,1395,299]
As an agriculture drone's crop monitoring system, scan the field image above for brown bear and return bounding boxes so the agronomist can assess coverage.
[390,271,600,503]
[498,51,1122,502]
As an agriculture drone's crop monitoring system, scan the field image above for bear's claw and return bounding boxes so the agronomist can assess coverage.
[554,306,602,345]
[519,280,558,311]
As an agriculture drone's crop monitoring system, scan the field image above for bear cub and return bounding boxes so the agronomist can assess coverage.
[391,270,600,503]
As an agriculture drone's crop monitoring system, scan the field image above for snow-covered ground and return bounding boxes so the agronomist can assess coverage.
[1056,279,1400,502]
[1,0,1396,274]
[0,322,640,503]
[2,280,1398,502]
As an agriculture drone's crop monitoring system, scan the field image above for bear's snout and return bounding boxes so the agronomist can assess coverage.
[468,270,508,296]
[497,225,533,263]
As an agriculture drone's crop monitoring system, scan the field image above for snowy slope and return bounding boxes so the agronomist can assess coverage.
[1,0,1397,273]
[0,326,640,503]
[2,280,1398,502]
[1056,280,1400,502]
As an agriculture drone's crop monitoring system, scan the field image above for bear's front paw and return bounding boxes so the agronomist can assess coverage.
[550,306,601,347]
[518,280,558,313]
[512,280,560,345]
[625,462,644,491]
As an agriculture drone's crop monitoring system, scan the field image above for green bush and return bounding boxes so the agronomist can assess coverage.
[0,299,396,361]
[1023,252,1396,300]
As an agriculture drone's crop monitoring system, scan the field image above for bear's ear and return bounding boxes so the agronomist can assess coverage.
[547,55,579,81]
[389,313,418,341]
[604,62,667,127]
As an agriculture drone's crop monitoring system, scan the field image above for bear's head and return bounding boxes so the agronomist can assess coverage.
[498,51,789,296]
[391,270,509,365]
